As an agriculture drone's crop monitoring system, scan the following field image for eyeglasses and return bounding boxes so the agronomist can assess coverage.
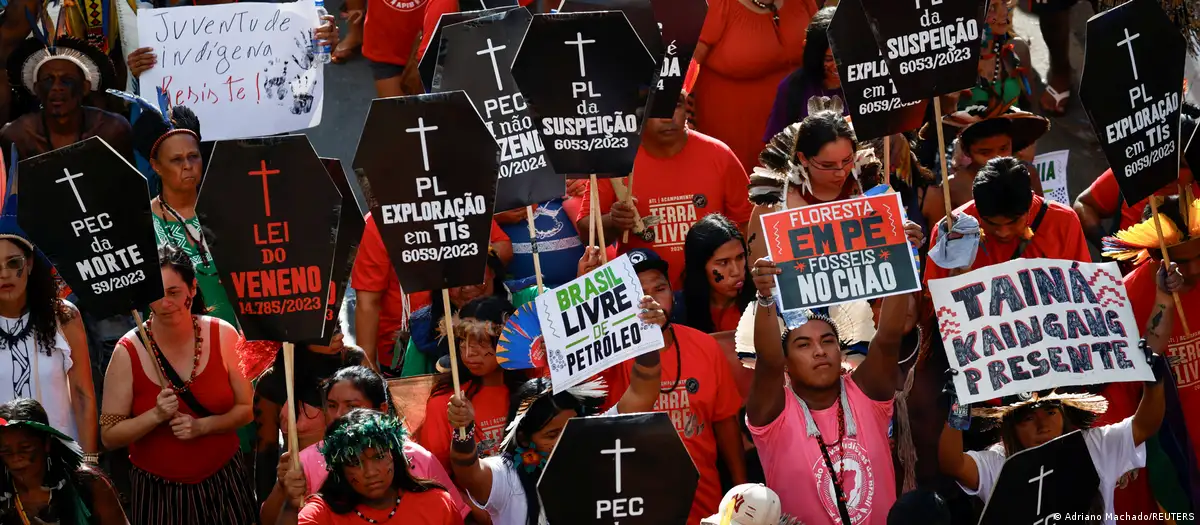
[807,157,854,172]
[0,256,27,274]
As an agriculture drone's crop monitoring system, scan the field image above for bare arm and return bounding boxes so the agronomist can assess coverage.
[354,289,383,372]
[60,304,98,453]
[99,343,172,449]
[1132,264,1177,445]
[616,297,667,414]
[1073,189,1113,251]
[713,416,746,485]
[0,0,37,122]
[447,396,496,507]
[851,293,909,401]
[87,471,131,525]
[938,422,979,490]
[746,258,786,428]
[254,389,282,501]
[197,322,254,434]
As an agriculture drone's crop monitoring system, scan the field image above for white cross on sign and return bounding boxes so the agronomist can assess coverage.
[564,32,596,78]
[601,438,636,494]
[1027,464,1055,516]
[477,38,508,92]
[1117,27,1141,81]
[56,168,87,213]
[406,117,440,172]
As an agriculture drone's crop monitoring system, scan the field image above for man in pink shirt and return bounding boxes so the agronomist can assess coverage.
[745,226,920,524]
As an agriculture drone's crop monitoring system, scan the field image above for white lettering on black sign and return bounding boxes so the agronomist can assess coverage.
[59,171,148,293]
[1101,26,1180,179]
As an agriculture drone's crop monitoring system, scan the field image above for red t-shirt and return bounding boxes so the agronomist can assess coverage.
[925,196,1092,282]
[299,490,462,525]
[607,325,743,525]
[363,0,431,66]
[710,305,741,333]
[577,130,754,290]
[1084,169,1200,232]
[417,0,536,62]
[351,214,507,366]
[1095,381,1163,522]
[415,385,510,474]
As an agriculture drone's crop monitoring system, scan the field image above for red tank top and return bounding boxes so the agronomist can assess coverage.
[123,317,239,483]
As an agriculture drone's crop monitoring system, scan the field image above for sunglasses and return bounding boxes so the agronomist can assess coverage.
[1,256,26,272]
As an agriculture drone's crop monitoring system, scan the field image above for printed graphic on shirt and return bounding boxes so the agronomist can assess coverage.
[647,194,701,249]
[477,415,507,457]
[383,0,426,12]
[513,205,583,254]
[1167,331,1200,389]
[812,439,876,524]
[655,378,705,439]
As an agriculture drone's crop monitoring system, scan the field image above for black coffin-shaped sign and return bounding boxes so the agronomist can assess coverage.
[828,0,928,140]
[353,92,500,293]
[539,412,697,525]
[646,0,707,118]
[17,137,163,318]
[559,0,665,117]
[512,12,656,176]
[1080,0,1184,206]
[420,6,521,93]
[859,0,987,101]
[435,8,564,212]
[314,158,364,345]
[198,135,341,342]
[978,430,1100,525]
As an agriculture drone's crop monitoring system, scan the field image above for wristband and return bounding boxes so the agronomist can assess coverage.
[451,422,476,451]
[756,293,774,308]
[82,453,100,465]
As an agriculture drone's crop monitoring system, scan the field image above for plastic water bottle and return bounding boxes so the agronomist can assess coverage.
[313,0,331,64]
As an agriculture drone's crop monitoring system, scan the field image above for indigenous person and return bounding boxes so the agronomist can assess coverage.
[0,399,127,525]
[119,95,238,327]
[963,0,1034,110]
[253,332,365,498]
[676,214,755,333]
[745,222,922,523]
[576,90,754,290]
[298,409,462,525]
[922,103,1048,208]
[937,259,1179,524]
[1023,0,1100,115]
[1,36,131,165]
[446,301,668,525]
[763,7,842,140]
[699,483,790,525]
[609,248,746,524]
[925,157,1090,282]
[746,99,884,261]
[0,196,98,456]
[494,201,586,292]
[265,366,467,525]
[99,245,255,525]
[417,296,526,472]
[691,0,817,171]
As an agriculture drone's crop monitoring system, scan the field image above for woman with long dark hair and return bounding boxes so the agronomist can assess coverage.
[417,296,527,472]
[99,244,255,525]
[0,195,98,459]
[678,214,755,333]
[763,7,841,140]
[299,409,462,525]
[0,398,126,525]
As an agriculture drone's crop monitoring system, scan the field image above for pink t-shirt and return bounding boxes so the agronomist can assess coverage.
[300,440,469,518]
[748,377,896,525]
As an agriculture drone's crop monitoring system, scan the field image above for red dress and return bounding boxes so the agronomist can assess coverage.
[693,0,816,172]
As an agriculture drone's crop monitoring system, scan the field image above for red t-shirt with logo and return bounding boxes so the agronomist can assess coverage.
[607,325,743,525]
[351,214,507,366]
[577,130,754,290]
[417,0,536,62]
[363,0,430,66]
[416,385,510,474]
[1084,169,1200,232]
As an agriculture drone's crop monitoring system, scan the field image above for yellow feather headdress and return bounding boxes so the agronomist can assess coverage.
[1102,196,1200,265]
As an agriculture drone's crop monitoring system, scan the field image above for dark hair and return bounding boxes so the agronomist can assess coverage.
[431,296,525,399]
[2,240,74,356]
[998,400,1095,455]
[887,489,950,525]
[322,365,391,410]
[0,399,109,524]
[961,118,1013,152]
[133,106,201,162]
[801,7,836,89]
[1144,195,1193,241]
[760,111,857,172]
[428,251,507,340]
[157,243,209,315]
[973,157,1033,219]
[317,409,445,514]
[506,377,603,525]
[680,214,755,333]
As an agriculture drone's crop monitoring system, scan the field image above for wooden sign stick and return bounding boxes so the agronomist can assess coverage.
[588,176,597,250]
[283,342,301,469]
[932,97,956,228]
[609,178,647,235]
[1148,198,1191,333]
[621,171,635,243]
[130,310,167,386]
[526,205,545,294]
[591,174,608,263]
[442,289,466,439]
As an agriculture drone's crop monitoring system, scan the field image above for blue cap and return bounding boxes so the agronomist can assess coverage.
[627,248,668,277]
[0,193,34,254]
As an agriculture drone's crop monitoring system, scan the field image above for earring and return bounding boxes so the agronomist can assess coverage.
[512,444,543,474]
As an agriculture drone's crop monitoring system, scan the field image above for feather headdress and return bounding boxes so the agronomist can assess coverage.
[970,391,1109,420]
[498,378,607,452]
[8,21,113,97]
[109,87,201,160]
[319,411,407,470]
[1103,196,1200,264]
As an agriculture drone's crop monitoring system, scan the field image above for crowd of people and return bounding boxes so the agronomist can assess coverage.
[0,0,1191,523]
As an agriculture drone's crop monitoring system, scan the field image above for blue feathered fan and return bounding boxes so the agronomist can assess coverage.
[496,302,545,370]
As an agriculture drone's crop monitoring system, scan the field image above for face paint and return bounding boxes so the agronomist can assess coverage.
[711,268,725,283]
[14,266,24,279]
[183,296,192,311]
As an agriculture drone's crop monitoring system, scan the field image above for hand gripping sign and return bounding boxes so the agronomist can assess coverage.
[539,412,697,525]
[1080,0,1185,206]
[353,91,500,294]
[433,7,564,211]
[17,137,164,318]
[198,135,342,343]
[511,11,656,176]
[978,431,1100,525]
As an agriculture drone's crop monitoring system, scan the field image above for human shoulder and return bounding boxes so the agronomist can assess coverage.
[1043,198,1083,225]
[87,107,132,132]
[685,129,738,159]
[673,324,722,357]
[298,495,334,524]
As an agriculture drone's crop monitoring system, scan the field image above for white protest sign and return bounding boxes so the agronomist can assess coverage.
[137,1,323,141]
[537,254,664,393]
[1033,150,1070,206]
[929,258,1150,405]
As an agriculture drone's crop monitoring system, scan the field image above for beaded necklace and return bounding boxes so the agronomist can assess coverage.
[354,494,401,524]
[145,315,203,393]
